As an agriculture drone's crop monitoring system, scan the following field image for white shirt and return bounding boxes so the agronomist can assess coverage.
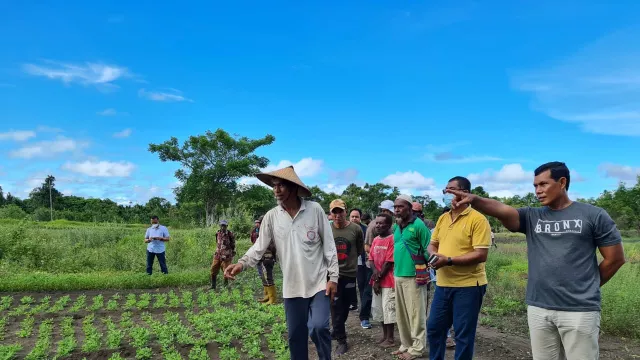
[238,199,339,299]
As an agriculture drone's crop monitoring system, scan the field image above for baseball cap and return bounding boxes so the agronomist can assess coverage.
[412,202,423,211]
[379,200,394,212]
[396,194,413,205]
[219,220,228,225]
[329,199,347,212]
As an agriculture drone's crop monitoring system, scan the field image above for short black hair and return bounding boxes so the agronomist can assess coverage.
[376,213,393,225]
[350,208,362,216]
[361,213,371,221]
[534,161,571,191]
[151,215,159,220]
[448,176,471,192]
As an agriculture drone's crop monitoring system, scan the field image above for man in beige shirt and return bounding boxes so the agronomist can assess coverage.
[225,166,339,360]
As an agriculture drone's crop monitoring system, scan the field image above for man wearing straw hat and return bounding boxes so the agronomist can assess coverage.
[224,165,339,360]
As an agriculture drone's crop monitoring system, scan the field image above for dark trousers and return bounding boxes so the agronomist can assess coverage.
[357,265,373,321]
[427,284,487,360]
[257,260,275,286]
[146,251,168,275]
[284,290,332,360]
[331,276,357,343]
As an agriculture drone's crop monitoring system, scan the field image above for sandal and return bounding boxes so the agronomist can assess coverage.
[391,350,405,356]
[398,353,419,360]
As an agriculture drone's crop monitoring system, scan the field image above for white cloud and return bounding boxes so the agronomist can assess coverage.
[598,163,640,184]
[62,160,136,177]
[138,88,193,103]
[10,136,86,159]
[113,128,132,138]
[512,28,640,136]
[23,61,132,90]
[263,158,324,178]
[98,108,117,116]
[0,130,36,141]
[381,171,436,191]
[468,163,532,184]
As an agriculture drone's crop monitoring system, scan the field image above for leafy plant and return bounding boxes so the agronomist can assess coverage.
[25,319,53,360]
[124,293,137,310]
[0,317,6,341]
[219,346,241,360]
[0,344,22,360]
[129,326,150,348]
[103,317,124,349]
[135,347,153,360]
[109,352,126,360]
[55,317,76,357]
[47,295,70,313]
[153,293,168,309]
[168,290,181,308]
[70,295,86,312]
[81,314,101,352]
[89,294,104,311]
[181,291,193,308]
[187,345,209,360]
[0,296,12,312]
[137,293,151,310]
[20,296,34,305]
[18,316,35,338]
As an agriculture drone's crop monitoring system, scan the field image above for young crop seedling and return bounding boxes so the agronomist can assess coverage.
[106,298,118,311]
[55,317,76,358]
[47,295,71,313]
[124,294,137,310]
[129,326,151,349]
[81,314,102,352]
[108,352,126,360]
[70,295,87,313]
[0,317,6,341]
[135,347,153,360]
[89,294,104,311]
[103,317,124,350]
[20,296,34,306]
[137,293,151,310]
[153,293,168,309]
[196,290,209,308]
[18,315,35,338]
[181,291,193,308]
[25,319,53,360]
[168,290,181,308]
[219,346,241,360]
[0,344,23,360]
[187,345,209,360]
[119,311,134,329]
[241,334,264,359]
[0,296,13,312]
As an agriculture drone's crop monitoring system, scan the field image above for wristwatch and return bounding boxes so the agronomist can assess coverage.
[447,257,453,266]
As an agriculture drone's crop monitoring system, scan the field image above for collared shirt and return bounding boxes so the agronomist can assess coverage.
[145,225,170,253]
[239,199,339,299]
[431,206,491,287]
[215,230,236,261]
[393,216,430,277]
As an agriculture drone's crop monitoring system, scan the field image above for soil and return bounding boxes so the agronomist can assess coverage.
[2,288,640,359]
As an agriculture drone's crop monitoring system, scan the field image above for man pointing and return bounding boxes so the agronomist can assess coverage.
[224,166,339,360]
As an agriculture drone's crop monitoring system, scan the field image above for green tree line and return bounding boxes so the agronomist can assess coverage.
[1,128,638,234]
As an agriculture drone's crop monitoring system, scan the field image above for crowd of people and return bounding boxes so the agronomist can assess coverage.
[145,160,627,360]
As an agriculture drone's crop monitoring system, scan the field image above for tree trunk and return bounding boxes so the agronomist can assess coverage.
[205,200,216,227]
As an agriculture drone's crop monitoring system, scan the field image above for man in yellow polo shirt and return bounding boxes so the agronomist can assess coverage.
[427,176,491,360]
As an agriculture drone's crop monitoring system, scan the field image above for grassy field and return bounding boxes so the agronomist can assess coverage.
[1,220,640,358]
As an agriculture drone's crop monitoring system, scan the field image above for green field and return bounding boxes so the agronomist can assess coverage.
[0,220,639,359]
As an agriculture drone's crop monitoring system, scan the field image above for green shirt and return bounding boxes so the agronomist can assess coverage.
[331,222,364,278]
[393,216,431,277]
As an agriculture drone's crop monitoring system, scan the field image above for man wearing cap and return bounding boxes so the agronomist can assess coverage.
[412,202,426,222]
[210,220,236,290]
[252,216,278,304]
[224,166,339,360]
[330,199,364,354]
[392,194,431,360]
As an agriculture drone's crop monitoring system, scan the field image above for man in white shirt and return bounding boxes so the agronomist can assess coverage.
[144,215,170,275]
[224,166,339,360]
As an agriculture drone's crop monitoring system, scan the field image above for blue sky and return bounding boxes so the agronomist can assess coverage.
[1,1,640,205]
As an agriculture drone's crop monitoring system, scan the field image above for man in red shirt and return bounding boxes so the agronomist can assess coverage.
[368,213,396,348]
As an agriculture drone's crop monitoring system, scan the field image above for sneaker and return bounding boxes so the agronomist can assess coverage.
[349,304,358,311]
[336,342,348,355]
[360,320,371,329]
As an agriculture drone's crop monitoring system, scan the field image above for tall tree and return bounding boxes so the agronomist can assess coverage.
[28,175,63,214]
[0,185,5,206]
[149,129,275,226]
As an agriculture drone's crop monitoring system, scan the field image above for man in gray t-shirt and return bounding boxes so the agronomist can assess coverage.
[445,161,626,360]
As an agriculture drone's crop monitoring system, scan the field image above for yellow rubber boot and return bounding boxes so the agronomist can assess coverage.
[266,285,277,305]
[258,287,269,303]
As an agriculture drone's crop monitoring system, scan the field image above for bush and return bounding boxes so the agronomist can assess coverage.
[0,204,28,220]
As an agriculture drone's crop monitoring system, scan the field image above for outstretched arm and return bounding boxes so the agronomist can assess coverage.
[447,189,521,232]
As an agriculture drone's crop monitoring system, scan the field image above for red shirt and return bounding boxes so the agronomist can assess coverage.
[369,234,395,288]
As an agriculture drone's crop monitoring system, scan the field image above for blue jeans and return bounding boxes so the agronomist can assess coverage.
[284,290,332,360]
[146,251,168,274]
[357,265,373,321]
[427,284,487,360]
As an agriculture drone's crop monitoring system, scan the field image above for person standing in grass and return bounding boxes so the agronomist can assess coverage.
[368,213,397,348]
[144,215,170,275]
[427,176,492,360]
[392,194,430,360]
[329,199,364,354]
[446,161,626,360]
[210,220,236,290]
[252,216,278,305]
[224,166,338,360]
[351,207,374,330]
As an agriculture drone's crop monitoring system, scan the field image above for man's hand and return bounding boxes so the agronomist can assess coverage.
[144,239,151,243]
[445,189,478,210]
[373,282,381,296]
[326,281,338,303]
[223,263,243,280]
[429,253,449,270]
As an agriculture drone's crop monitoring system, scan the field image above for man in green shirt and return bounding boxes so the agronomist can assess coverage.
[392,194,431,360]
[330,199,364,355]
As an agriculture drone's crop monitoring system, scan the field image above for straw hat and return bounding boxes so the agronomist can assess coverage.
[256,165,312,197]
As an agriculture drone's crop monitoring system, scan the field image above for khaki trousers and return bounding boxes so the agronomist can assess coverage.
[395,276,428,357]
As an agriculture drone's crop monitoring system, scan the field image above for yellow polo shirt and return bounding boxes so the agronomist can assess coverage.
[431,206,491,287]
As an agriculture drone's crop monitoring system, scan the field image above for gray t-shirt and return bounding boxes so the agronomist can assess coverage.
[517,202,622,312]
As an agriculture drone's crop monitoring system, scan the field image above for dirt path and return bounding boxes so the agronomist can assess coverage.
[309,309,640,359]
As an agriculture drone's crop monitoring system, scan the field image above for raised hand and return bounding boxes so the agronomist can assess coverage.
[446,189,477,209]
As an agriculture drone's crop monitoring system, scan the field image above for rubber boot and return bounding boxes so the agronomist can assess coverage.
[258,287,269,303]
[210,275,217,290]
[266,285,277,305]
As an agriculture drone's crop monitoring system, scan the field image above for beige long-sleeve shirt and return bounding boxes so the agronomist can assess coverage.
[238,199,339,299]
